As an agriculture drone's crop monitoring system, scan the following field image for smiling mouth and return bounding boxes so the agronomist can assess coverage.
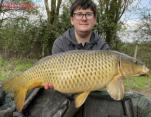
[80,24,89,25]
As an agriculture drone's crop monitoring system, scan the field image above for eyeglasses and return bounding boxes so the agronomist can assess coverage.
[73,12,94,20]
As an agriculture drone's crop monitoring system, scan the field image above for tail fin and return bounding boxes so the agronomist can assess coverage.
[15,87,28,112]
[2,76,20,93]
[2,76,43,112]
[2,76,28,111]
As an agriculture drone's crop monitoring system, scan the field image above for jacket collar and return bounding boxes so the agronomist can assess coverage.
[64,27,99,46]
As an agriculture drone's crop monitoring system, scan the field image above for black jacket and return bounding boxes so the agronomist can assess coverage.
[52,28,110,54]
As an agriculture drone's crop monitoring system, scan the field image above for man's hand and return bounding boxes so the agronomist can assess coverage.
[43,83,54,90]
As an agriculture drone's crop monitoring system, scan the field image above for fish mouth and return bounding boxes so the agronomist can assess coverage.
[139,73,149,77]
[133,66,150,77]
[140,66,150,77]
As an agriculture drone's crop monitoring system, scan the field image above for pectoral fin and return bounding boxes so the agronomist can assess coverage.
[106,75,124,100]
[75,91,90,108]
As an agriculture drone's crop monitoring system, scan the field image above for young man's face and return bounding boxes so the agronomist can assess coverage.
[70,8,96,33]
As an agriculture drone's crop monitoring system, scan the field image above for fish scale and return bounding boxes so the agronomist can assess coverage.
[2,50,149,112]
[51,51,117,92]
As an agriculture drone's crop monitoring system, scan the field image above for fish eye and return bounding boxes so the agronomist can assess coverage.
[134,60,144,65]
[135,60,138,64]
[132,59,137,64]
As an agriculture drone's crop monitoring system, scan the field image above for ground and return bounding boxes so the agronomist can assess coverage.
[131,85,151,99]
[138,89,151,99]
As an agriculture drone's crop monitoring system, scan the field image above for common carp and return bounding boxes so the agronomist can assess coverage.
[2,50,149,112]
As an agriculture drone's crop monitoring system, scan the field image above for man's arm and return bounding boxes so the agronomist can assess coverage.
[100,42,110,50]
[52,38,64,54]
[97,37,110,50]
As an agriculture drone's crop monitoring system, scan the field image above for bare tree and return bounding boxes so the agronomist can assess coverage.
[97,0,134,47]
[136,11,151,42]
[44,0,62,25]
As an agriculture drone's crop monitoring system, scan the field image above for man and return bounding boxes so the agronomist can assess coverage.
[0,0,151,117]
[51,0,109,54]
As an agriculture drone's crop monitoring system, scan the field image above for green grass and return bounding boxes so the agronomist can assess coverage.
[0,57,7,66]
[0,57,35,80]
[124,75,151,91]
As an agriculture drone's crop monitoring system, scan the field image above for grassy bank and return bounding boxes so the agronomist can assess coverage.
[0,57,35,80]
[0,57,151,92]
[125,76,151,91]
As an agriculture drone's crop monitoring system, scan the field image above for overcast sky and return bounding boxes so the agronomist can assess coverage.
[32,0,151,22]
[21,0,151,43]
[119,0,151,42]
[121,0,151,22]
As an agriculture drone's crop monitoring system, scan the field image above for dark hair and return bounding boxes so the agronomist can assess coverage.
[70,0,97,17]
